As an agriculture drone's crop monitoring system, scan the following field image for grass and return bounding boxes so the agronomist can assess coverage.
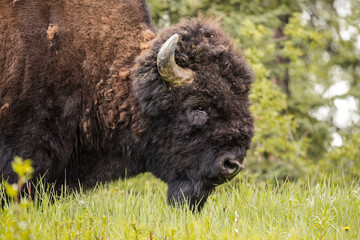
[1,172,359,239]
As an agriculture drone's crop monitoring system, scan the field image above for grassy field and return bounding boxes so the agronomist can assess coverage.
[1,172,359,240]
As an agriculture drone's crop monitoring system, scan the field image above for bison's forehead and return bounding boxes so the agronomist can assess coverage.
[131,18,253,118]
[174,21,253,84]
[175,28,252,116]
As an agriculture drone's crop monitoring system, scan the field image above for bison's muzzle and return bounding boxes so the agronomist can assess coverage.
[166,150,246,211]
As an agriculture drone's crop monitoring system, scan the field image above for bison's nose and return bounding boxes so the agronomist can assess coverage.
[221,158,244,179]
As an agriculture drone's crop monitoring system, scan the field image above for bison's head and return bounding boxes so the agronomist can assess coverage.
[131,19,253,211]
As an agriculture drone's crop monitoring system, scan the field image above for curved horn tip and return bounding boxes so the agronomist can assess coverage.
[161,34,180,50]
[157,34,180,65]
[168,33,180,43]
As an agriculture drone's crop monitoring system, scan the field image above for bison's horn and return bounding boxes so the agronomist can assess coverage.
[157,34,195,87]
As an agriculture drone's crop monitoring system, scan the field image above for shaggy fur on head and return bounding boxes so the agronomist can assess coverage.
[0,0,253,211]
[131,18,254,209]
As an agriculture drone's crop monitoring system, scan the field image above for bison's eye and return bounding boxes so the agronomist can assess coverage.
[188,105,209,127]
[195,105,205,112]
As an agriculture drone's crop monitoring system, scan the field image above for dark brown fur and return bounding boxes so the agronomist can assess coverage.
[0,0,253,210]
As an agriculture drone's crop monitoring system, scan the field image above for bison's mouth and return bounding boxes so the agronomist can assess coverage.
[166,169,244,211]
[167,180,214,212]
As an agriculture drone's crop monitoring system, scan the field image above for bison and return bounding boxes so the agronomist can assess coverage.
[0,0,253,210]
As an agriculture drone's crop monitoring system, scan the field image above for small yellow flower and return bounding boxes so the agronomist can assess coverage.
[5,182,19,198]
[342,226,350,231]
[12,156,33,183]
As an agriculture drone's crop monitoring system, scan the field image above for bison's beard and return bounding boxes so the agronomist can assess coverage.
[167,180,214,212]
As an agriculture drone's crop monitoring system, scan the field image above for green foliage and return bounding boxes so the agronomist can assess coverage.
[240,19,308,180]
[319,131,360,180]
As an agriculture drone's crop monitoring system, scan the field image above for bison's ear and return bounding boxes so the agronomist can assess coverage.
[157,34,195,87]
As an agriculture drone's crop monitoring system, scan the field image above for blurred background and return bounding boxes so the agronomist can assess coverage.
[147,0,360,181]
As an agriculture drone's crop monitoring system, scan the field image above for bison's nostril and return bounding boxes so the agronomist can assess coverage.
[223,159,238,171]
[222,159,244,178]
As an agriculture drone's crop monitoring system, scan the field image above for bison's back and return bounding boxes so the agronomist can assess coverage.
[0,0,153,182]
[1,0,152,101]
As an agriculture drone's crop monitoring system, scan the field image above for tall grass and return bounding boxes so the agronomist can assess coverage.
[1,172,359,239]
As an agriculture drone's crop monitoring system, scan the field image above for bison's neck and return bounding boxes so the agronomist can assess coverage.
[63,0,156,140]
[63,1,156,184]
[85,26,155,138]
